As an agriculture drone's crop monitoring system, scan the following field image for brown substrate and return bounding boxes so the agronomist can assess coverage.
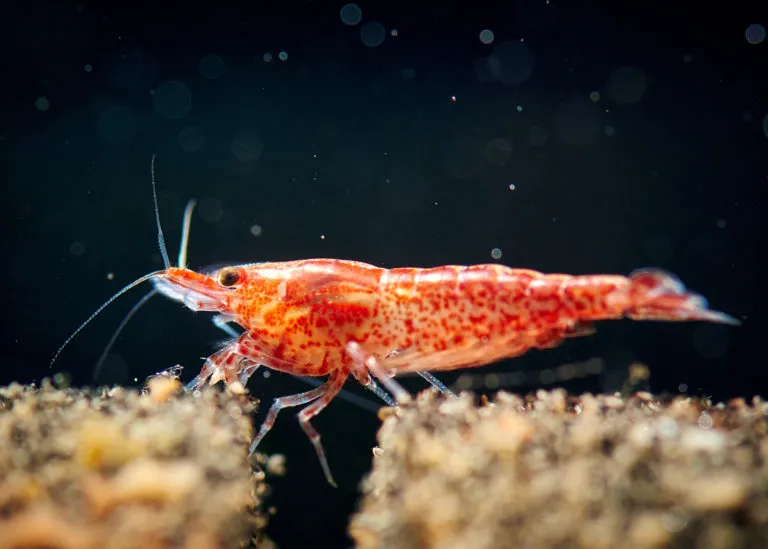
[350,389,768,549]
[0,378,271,549]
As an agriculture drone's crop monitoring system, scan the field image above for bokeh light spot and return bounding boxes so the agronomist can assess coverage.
[96,104,138,144]
[527,125,548,146]
[198,54,224,79]
[479,29,495,45]
[35,97,50,111]
[231,130,264,163]
[491,248,503,260]
[250,224,263,237]
[692,324,730,359]
[340,4,362,26]
[484,40,535,85]
[555,96,600,146]
[606,66,648,104]
[152,80,192,120]
[745,23,766,45]
[199,198,223,223]
[484,138,512,165]
[69,241,85,256]
[178,126,204,152]
[361,22,386,47]
[278,51,288,61]
[84,64,93,73]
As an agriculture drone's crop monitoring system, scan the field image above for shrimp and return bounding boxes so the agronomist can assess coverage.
[52,159,740,487]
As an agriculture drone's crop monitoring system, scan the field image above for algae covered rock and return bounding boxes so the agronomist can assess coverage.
[350,389,768,549]
[0,379,271,549]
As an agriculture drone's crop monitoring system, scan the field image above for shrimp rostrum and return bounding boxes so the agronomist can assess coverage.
[53,167,739,487]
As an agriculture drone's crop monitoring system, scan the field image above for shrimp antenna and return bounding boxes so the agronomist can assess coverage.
[152,153,171,270]
[50,270,166,369]
[92,199,198,381]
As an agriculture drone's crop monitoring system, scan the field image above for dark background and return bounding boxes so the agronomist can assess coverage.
[2,0,766,547]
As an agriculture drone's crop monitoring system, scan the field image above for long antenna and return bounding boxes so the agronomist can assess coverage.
[50,270,166,368]
[152,153,171,269]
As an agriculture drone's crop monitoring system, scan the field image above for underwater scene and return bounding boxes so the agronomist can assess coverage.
[3,0,767,547]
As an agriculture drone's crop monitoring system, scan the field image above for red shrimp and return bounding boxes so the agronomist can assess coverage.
[53,159,739,487]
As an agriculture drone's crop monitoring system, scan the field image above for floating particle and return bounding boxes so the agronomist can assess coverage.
[716,219,727,229]
[278,51,288,61]
[106,272,115,280]
[605,125,616,136]
[84,64,93,72]
[450,95,456,102]
[508,184,516,191]
[263,52,273,62]
[391,29,398,37]
[250,224,263,237]
[490,247,503,260]
[320,234,326,240]
[479,29,495,45]
[589,91,601,102]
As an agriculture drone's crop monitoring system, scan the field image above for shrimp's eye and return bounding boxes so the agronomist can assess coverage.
[217,267,241,287]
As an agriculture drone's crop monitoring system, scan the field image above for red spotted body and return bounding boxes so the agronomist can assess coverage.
[165,259,736,393]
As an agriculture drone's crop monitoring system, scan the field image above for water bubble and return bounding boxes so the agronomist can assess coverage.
[198,54,224,79]
[178,126,204,152]
[340,3,362,26]
[490,247,503,259]
[152,80,192,120]
[361,21,386,47]
[479,29,495,45]
[606,66,648,104]
[97,104,138,144]
[745,23,766,45]
[35,97,50,111]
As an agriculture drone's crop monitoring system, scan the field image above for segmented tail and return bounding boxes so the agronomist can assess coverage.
[623,269,740,325]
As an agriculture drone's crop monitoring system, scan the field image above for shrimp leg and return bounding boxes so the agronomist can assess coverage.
[248,371,347,486]
[346,341,412,404]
